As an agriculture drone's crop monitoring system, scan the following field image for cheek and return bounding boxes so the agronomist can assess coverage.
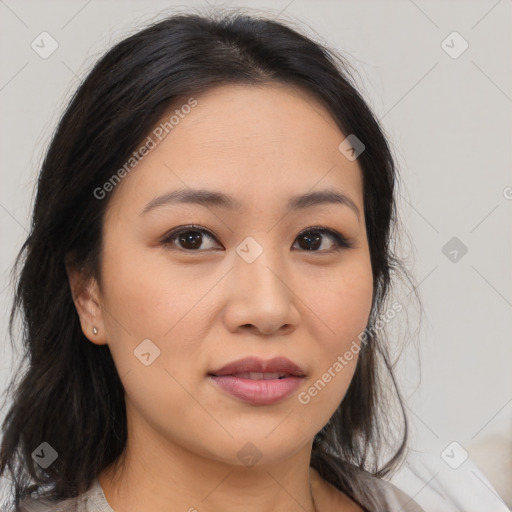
[99,241,216,384]
[332,271,373,342]
[100,238,197,339]
[311,258,374,347]
[299,259,373,408]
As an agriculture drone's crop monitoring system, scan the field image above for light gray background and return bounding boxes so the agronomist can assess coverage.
[1,0,511,508]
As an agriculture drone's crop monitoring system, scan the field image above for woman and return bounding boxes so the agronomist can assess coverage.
[0,9,423,512]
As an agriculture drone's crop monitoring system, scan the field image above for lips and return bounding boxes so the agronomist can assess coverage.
[209,356,306,378]
[208,356,306,405]
[229,372,288,380]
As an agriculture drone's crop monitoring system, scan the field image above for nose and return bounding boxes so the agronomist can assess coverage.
[222,244,300,336]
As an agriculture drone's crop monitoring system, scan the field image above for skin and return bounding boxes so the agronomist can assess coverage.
[67,83,373,512]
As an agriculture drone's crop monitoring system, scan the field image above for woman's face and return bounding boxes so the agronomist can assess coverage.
[77,83,373,468]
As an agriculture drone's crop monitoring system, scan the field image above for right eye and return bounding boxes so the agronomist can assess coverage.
[160,225,221,252]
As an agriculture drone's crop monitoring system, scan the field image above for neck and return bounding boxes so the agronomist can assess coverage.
[98,427,318,512]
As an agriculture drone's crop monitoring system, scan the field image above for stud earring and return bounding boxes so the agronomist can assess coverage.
[92,326,98,335]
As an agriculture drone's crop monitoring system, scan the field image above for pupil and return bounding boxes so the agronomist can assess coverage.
[180,231,202,249]
[300,232,321,251]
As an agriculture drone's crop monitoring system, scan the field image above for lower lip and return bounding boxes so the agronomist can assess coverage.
[208,375,303,405]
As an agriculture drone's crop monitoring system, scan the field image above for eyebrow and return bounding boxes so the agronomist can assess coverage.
[140,187,361,220]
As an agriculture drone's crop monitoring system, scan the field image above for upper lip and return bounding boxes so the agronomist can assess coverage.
[209,356,306,377]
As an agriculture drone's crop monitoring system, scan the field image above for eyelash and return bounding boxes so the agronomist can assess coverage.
[160,224,354,253]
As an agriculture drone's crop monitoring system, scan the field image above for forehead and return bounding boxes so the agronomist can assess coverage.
[106,83,364,218]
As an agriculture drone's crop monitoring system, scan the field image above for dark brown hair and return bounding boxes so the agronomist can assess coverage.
[1,8,418,511]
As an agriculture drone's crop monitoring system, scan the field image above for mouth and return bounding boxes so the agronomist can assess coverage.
[208,356,306,405]
[223,372,290,380]
[209,356,306,378]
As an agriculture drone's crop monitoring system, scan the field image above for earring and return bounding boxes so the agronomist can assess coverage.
[92,326,98,335]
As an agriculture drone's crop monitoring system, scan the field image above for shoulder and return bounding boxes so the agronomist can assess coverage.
[349,466,425,512]
[374,478,425,512]
[6,479,110,512]
[310,465,425,512]
[17,494,81,512]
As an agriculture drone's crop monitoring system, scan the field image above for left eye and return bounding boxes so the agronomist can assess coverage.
[293,226,353,252]
[161,225,353,253]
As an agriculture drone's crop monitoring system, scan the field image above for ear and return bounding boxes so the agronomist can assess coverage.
[65,263,109,346]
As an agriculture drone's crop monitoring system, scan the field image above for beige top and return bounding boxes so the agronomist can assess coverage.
[14,474,425,512]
